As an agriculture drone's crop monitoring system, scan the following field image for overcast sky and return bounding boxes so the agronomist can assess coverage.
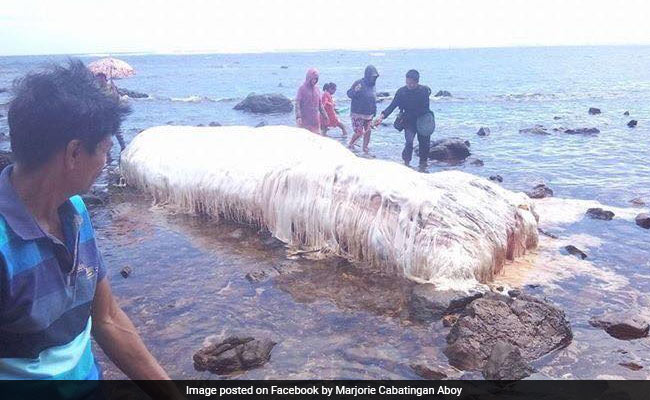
[1,0,650,56]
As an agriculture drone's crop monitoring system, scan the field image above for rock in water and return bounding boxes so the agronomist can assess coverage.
[0,151,13,173]
[255,121,267,128]
[482,341,534,380]
[409,285,483,322]
[193,336,276,374]
[120,266,133,279]
[526,184,553,199]
[627,120,638,128]
[477,127,490,136]
[624,111,630,116]
[411,363,448,380]
[635,213,650,229]
[564,245,587,259]
[208,121,222,127]
[585,208,615,220]
[435,90,452,97]
[444,293,572,371]
[419,137,471,162]
[122,126,539,286]
[519,125,550,135]
[117,88,149,99]
[234,93,293,114]
[489,175,503,183]
[470,159,484,167]
[588,107,601,115]
[629,198,646,207]
[590,312,649,340]
[564,128,600,135]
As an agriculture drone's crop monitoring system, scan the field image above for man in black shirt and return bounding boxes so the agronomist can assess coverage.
[375,70,433,170]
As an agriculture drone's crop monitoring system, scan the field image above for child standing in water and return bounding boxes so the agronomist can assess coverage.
[321,83,348,136]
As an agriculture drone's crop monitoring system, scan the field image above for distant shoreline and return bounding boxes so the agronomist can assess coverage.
[2,43,650,58]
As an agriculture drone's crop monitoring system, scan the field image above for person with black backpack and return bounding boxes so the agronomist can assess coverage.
[374,69,435,171]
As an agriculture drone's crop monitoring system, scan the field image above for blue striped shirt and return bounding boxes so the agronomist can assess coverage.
[0,165,106,380]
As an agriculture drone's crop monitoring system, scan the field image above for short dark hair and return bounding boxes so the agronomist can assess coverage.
[328,82,337,90]
[322,83,330,91]
[8,59,131,170]
[406,69,420,82]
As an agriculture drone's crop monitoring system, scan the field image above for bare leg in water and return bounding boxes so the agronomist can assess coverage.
[362,127,372,153]
[337,122,348,136]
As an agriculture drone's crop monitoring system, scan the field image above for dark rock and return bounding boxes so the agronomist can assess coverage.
[619,362,643,371]
[255,121,267,128]
[636,213,650,229]
[442,314,459,328]
[564,245,587,259]
[585,208,615,221]
[234,93,293,114]
[208,121,222,127]
[590,312,649,340]
[444,293,572,371]
[280,65,289,69]
[489,175,503,183]
[435,90,452,97]
[196,124,205,127]
[508,289,522,298]
[564,128,600,135]
[519,125,550,135]
[376,91,390,98]
[409,284,483,322]
[0,87,7,94]
[0,113,4,118]
[630,198,646,207]
[411,363,448,380]
[81,193,107,206]
[245,270,271,283]
[482,341,534,380]
[553,116,562,120]
[476,127,490,137]
[417,137,470,162]
[624,111,630,116]
[0,151,13,173]
[526,184,554,199]
[588,107,601,115]
[470,159,484,167]
[120,266,132,279]
[496,286,504,292]
[538,228,558,239]
[193,336,276,374]
[627,120,638,128]
[117,88,149,99]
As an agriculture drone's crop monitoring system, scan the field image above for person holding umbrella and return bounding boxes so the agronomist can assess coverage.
[89,58,135,153]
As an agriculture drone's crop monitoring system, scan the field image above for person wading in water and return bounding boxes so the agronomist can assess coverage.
[347,65,379,153]
[374,69,434,171]
[295,68,329,134]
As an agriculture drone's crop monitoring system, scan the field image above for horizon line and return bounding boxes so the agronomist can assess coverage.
[2,42,650,58]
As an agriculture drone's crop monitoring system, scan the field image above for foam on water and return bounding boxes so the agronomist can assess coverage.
[533,197,647,227]
[121,125,539,288]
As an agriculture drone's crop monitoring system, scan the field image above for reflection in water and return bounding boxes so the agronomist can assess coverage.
[93,187,650,380]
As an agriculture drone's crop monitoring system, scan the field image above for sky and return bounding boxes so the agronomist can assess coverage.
[1,0,650,56]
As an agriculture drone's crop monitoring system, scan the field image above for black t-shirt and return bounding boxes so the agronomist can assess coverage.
[382,85,431,129]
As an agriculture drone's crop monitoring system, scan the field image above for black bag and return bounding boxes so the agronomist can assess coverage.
[393,110,406,132]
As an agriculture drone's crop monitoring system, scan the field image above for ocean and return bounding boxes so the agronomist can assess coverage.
[1,46,649,379]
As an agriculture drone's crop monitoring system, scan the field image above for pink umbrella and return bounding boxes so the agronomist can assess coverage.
[88,57,135,80]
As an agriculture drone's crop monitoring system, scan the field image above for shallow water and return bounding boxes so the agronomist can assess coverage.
[1,47,649,378]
